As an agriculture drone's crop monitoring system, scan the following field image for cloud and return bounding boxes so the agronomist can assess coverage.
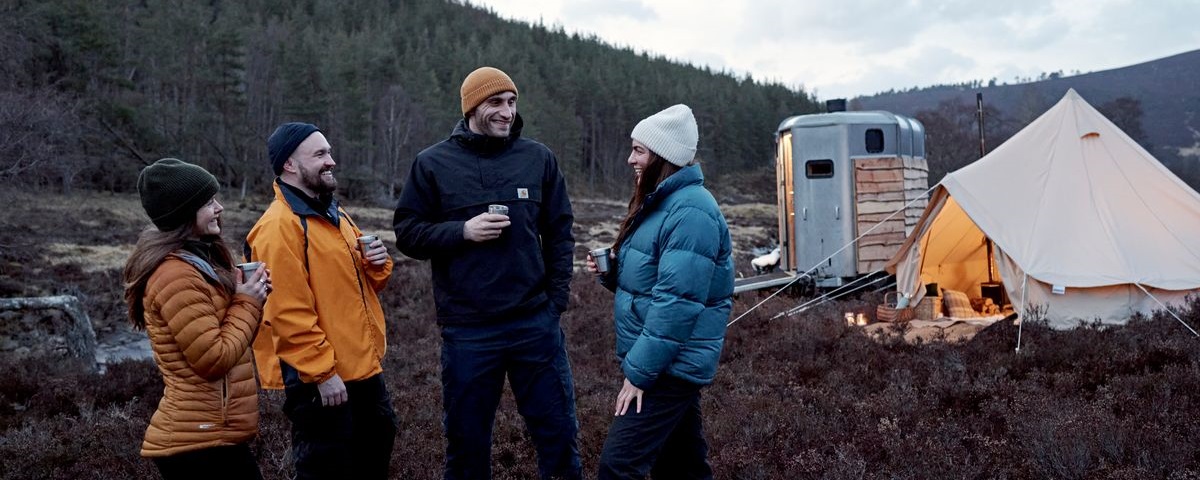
[561,0,656,23]
[996,11,1071,49]
[806,45,977,98]
[907,45,978,77]
[469,0,1200,99]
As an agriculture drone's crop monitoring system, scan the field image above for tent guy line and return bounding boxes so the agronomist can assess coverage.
[727,183,938,328]
[1134,283,1198,337]
[774,273,891,320]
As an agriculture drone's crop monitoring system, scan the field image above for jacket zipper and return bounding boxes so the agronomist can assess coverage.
[221,374,229,426]
[344,228,381,362]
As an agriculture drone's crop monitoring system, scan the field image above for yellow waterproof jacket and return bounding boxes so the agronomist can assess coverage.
[141,254,261,457]
[247,181,392,389]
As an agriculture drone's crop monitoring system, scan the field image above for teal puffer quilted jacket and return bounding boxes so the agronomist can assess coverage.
[612,164,734,389]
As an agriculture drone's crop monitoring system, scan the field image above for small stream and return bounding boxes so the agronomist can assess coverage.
[95,331,153,367]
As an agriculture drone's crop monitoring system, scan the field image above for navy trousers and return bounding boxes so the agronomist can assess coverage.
[440,304,582,480]
[597,375,712,480]
[281,373,398,480]
[152,443,261,480]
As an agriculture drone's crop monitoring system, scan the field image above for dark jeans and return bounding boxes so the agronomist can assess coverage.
[152,443,261,480]
[440,304,582,480]
[282,373,398,480]
[598,376,712,480]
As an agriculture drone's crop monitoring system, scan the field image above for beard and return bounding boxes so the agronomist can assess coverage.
[300,164,337,194]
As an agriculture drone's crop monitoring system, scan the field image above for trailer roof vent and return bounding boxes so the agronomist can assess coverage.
[825,99,847,113]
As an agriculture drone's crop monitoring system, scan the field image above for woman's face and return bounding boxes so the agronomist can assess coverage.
[193,196,223,236]
[627,140,653,182]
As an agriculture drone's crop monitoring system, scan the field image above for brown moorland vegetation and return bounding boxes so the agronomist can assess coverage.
[2,188,1200,479]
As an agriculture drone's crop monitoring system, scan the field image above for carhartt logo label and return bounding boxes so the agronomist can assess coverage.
[517,188,529,199]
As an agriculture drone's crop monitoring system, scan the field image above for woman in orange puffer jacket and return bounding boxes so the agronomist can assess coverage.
[122,158,272,479]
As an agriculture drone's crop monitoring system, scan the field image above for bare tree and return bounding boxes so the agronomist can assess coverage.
[0,90,84,187]
[915,98,1011,183]
[374,84,426,201]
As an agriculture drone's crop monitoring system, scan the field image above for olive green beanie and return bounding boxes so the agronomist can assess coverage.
[137,158,219,231]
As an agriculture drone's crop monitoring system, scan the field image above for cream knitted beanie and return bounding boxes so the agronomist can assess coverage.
[630,104,698,167]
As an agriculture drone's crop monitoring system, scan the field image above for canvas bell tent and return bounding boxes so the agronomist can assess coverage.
[885,89,1200,329]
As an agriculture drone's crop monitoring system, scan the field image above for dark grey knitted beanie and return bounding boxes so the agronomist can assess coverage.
[137,158,219,231]
[268,122,320,175]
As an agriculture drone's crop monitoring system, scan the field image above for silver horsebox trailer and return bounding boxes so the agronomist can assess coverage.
[735,107,929,293]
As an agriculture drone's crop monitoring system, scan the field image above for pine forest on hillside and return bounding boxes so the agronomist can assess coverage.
[0,0,818,201]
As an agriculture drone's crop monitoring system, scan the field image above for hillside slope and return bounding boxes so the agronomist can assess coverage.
[854,49,1200,166]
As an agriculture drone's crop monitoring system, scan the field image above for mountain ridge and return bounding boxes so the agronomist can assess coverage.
[853,49,1200,167]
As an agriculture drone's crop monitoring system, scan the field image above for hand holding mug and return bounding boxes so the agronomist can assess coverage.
[358,235,388,266]
[588,247,612,276]
[464,211,511,242]
[235,262,271,302]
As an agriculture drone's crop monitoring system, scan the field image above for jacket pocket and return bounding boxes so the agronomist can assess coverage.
[442,186,543,214]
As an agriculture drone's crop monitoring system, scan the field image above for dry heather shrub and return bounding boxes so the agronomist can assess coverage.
[0,358,160,479]
[6,258,1200,478]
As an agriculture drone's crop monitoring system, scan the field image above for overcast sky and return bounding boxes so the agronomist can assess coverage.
[467,0,1200,100]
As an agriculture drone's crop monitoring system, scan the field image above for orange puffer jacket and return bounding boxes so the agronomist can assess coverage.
[246,181,392,389]
[140,255,262,457]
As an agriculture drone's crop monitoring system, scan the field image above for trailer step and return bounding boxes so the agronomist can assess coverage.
[733,271,800,294]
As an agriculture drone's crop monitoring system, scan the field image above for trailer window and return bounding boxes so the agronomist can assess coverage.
[865,129,884,153]
[806,159,834,178]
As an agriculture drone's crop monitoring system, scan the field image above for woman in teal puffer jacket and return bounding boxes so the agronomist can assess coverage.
[587,104,734,479]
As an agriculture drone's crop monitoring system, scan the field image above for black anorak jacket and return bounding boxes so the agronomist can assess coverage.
[393,115,575,324]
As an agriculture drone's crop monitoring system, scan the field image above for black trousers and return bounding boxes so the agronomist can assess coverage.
[597,376,712,480]
[440,304,582,480]
[152,443,261,480]
[282,373,398,480]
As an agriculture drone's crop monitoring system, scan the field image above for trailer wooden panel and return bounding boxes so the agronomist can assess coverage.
[854,156,928,272]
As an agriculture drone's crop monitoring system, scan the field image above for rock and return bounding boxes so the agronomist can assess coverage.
[0,295,99,371]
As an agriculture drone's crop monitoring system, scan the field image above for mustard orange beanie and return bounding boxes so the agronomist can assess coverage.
[460,67,518,116]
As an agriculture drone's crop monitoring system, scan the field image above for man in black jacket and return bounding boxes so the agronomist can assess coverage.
[393,66,580,480]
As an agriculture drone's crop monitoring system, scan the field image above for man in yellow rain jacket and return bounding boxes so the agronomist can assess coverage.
[246,122,396,480]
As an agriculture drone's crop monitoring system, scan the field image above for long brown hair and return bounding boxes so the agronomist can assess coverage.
[122,224,236,330]
[612,152,683,254]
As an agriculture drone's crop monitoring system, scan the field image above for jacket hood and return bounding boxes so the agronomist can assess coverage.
[172,250,220,283]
